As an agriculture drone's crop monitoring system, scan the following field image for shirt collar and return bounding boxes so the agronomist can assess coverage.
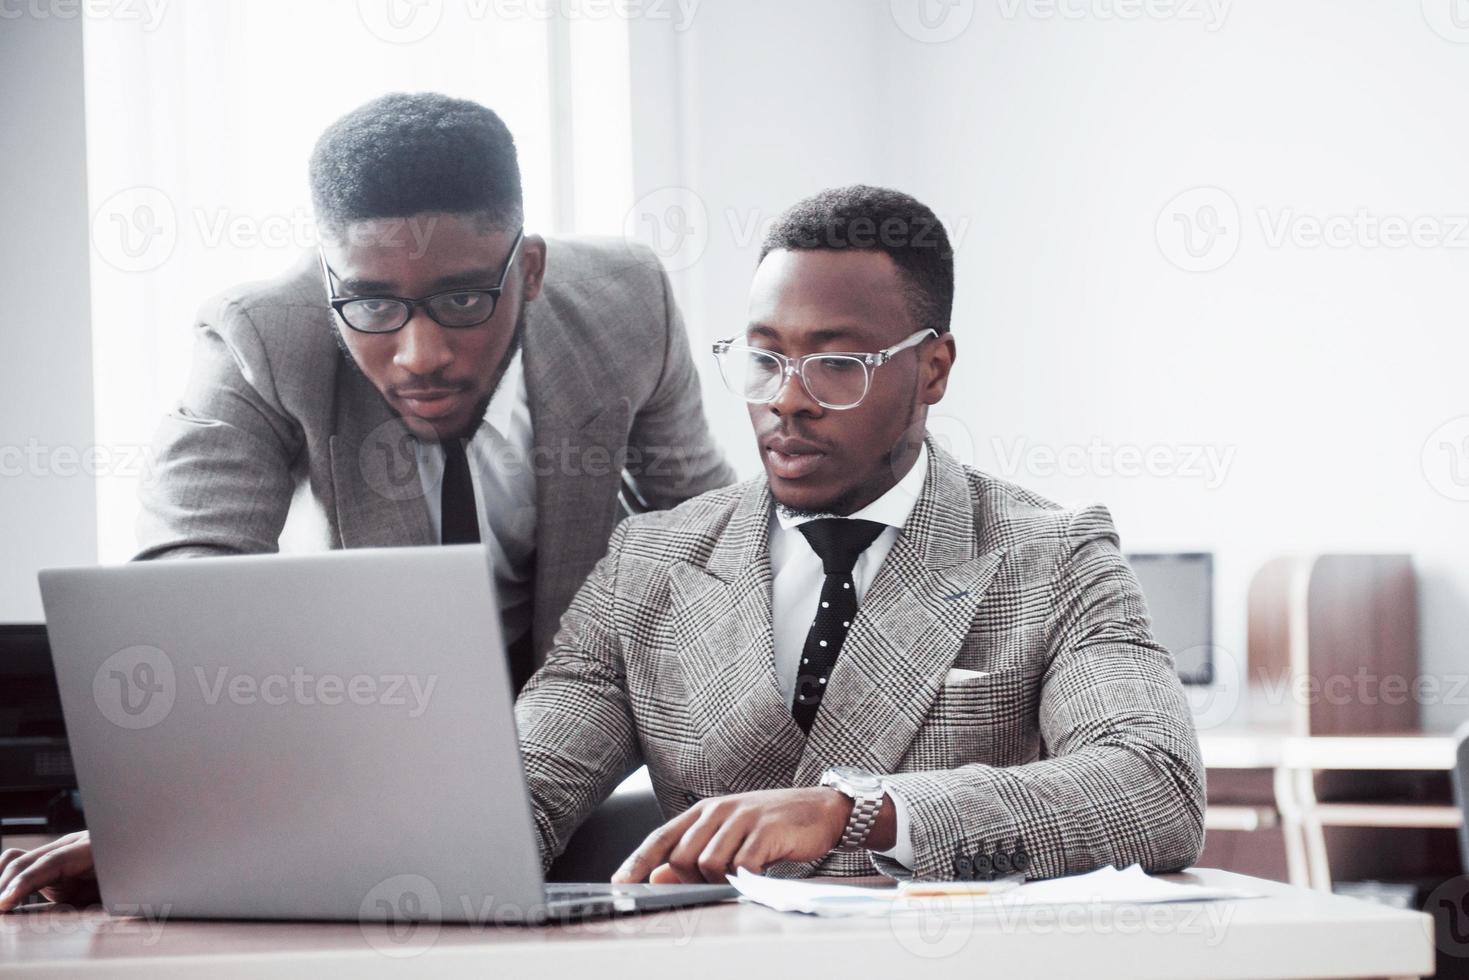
[774,441,929,533]
[480,349,525,441]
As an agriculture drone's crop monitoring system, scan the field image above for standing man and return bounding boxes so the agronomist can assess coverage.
[137,92,733,689]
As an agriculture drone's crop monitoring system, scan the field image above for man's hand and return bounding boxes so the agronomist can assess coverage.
[612,787,892,884]
[0,831,99,912]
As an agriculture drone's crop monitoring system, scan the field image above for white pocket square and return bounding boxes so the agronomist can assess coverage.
[944,667,990,684]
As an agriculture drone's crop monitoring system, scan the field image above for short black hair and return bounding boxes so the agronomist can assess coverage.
[309,92,523,236]
[759,185,954,335]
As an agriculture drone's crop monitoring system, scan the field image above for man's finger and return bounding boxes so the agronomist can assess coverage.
[0,833,77,896]
[730,831,773,876]
[0,849,69,912]
[663,806,733,884]
[612,806,702,883]
[696,814,753,883]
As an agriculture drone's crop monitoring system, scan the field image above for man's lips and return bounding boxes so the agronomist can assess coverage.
[393,387,468,420]
[763,436,829,480]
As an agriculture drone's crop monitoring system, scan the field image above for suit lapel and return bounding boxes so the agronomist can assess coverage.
[793,442,1007,786]
[522,300,630,653]
[328,370,436,549]
[669,480,805,794]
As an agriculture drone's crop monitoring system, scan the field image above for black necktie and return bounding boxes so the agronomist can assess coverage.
[440,438,480,545]
[791,518,887,733]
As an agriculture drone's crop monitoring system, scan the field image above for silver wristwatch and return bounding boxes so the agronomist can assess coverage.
[820,765,885,851]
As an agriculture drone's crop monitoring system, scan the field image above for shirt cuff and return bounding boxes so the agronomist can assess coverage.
[870,779,915,869]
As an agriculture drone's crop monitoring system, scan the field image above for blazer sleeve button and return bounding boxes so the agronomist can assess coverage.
[971,852,993,879]
[1013,850,1032,873]
[953,854,974,880]
[992,851,1012,874]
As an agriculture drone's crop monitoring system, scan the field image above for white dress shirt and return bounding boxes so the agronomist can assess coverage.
[415,352,538,645]
[768,441,929,869]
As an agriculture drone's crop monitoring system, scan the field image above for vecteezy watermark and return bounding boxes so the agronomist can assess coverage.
[1427,876,1469,958]
[0,440,158,483]
[0,902,172,944]
[357,874,705,957]
[194,666,437,718]
[621,187,975,274]
[1187,645,1242,731]
[356,0,698,44]
[358,417,709,504]
[888,892,1236,958]
[1156,187,1241,273]
[91,187,444,274]
[1250,667,1469,712]
[1157,187,1469,272]
[0,0,168,29]
[996,0,1230,31]
[91,186,178,274]
[92,646,439,730]
[889,0,976,44]
[1422,0,1469,43]
[1422,415,1469,502]
[623,187,710,273]
[989,436,1237,489]
[93,645,177,730]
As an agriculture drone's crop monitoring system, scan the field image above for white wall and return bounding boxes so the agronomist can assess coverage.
[0,14,97,620]
[634,0,1469,729]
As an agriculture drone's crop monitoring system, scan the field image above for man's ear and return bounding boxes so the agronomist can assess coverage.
[519,234,549,302]
[921,333,957,405]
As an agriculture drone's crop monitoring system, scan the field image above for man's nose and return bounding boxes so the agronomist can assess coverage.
[392,309,454,376]
[768,363,822,417]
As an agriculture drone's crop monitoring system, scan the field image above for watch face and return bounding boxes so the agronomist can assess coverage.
[827,766,883,794]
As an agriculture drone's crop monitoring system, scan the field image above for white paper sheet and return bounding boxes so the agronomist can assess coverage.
[727,865,1258,917]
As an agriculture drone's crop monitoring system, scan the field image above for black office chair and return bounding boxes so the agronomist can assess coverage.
[546,769,666,883]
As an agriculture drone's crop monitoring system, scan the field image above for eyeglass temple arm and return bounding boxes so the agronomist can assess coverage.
[873,328,939,364]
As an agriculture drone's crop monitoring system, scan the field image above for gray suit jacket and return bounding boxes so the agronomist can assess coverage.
[516,440,1206,880]
[137,236,735,658]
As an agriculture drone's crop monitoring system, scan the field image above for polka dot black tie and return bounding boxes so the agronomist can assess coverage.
[791,518,887,734]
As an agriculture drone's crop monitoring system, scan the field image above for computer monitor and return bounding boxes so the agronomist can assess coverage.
[1124,553,1214,686]
[0,624,78,830]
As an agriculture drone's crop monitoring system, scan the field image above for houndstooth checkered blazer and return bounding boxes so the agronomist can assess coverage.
[515,438,1206,880]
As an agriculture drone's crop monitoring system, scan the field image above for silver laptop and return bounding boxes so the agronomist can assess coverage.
[38,546,734,923]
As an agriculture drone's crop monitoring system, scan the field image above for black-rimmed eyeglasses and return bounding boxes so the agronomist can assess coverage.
[318,229,525,334]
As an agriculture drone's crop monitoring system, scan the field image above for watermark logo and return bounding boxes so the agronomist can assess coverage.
[1427,876,1469,957]
[891,895,979,958]
[193,666,437,717]
[359,419,434,503]
[1422,415,1469,502]
[93,645,176,730]
[1185,645,1241,730]
[357,0,444,42]
[990,436,1236,489]
[996,0,1230,31]
[624,186,709,273]
[890,0,976,43]
[0,0,169,30]
[91,186,178,274]
[1422,0,1469,43]
[1156,186,1240,272]
[359,874,444,957]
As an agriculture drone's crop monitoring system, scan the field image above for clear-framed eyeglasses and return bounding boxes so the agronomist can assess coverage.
[711,328,937,411]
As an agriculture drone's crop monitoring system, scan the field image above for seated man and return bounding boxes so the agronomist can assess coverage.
[0,186,1203,906]
[523,185,1206,883]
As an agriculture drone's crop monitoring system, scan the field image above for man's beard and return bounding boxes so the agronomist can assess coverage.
[331,302,530,444]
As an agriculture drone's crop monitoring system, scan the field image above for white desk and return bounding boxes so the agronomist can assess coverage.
[0,869,1434,979]
[1199,728,1459,890]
